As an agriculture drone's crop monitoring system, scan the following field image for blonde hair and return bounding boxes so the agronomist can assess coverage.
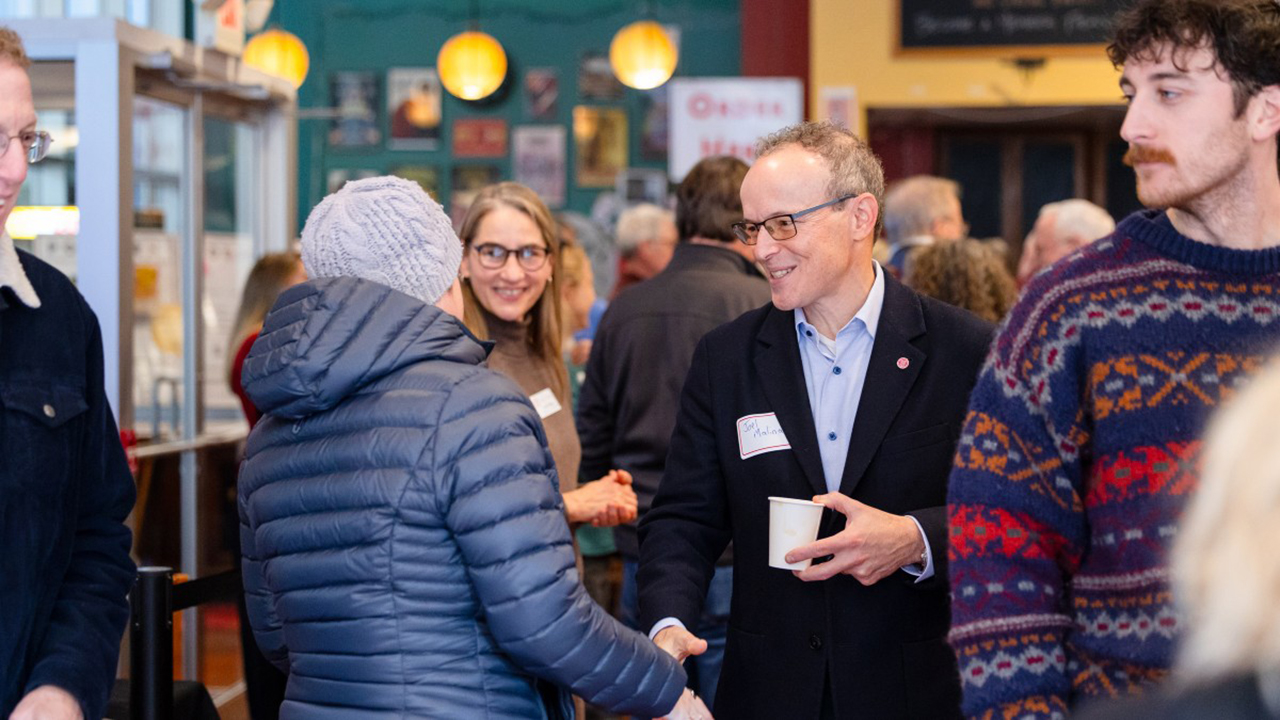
[459,182,567,397]
[226,251,302,385]
[1174,356,1280,683]
[0,27,31,69]
[904,239,1016,324]
[558,240,592,340]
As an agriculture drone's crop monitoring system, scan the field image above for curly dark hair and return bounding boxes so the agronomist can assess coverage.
[1107,0,1280,116]
[904,240,1017,325]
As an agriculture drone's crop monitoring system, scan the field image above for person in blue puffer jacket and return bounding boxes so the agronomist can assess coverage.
[236,176,710,720]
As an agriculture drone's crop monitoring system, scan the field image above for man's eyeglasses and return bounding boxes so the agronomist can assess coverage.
[731,194,855,245]
[0,131,53,164]
[470,243,550,271]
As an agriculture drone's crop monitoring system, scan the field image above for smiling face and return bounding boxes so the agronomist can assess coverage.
[0,61,34,233]
[463,204,553,323]
[1120,45,1253,211]
[741,144,869,317]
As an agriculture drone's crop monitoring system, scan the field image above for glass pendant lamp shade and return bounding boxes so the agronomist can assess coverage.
[609,20,677,90]
[438,30,508,101]
[243,27,310,89]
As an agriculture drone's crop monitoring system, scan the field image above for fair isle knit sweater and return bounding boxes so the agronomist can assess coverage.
[947,209,1280,720]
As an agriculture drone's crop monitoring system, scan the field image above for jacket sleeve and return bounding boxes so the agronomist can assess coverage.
[24,305,136,720]
[636,336,733,632]
[576,312,616,483]
[947,324,1087,720]
[435,374,687,717]
[237,455,290,673]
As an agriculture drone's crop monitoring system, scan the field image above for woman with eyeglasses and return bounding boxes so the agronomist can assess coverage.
[460,182,638,535]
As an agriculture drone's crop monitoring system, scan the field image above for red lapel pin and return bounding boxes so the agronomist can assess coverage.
[896,357,909,370]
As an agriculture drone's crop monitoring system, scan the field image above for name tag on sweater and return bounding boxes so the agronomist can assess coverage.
[530,387,562,419]
[737,412,791,459]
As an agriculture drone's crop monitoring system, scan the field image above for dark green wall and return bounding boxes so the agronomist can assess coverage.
[275,0,742,232]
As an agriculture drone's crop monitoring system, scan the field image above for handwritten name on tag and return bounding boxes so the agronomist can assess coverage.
[529,387,562,420]
[737,412,791,460]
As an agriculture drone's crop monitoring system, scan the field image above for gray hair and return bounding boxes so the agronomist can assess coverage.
[1039,199,1115,249]
[882,175,961,246]
[1174,357,1280,683]
[755,121,886,236]
[614,203,675,255]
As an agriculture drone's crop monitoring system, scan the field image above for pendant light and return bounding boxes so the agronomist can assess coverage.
[438,0,508,101]
[610,17,677,90]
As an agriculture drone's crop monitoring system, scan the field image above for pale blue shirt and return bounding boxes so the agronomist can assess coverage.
[793,262,932,584]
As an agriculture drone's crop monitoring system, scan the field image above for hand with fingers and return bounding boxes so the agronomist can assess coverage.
[784,492,924,585]
[660,687,714,720]
[653,625,708,663]
[9,686,83,720]
[562,469,638,527]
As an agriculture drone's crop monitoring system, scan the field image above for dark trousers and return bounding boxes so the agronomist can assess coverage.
[237,596,287,720]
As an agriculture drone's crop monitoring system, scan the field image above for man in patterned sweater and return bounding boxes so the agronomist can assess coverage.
[947,2,1280,718]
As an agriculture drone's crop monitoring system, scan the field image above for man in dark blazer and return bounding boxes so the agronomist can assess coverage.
[638,121,994,719]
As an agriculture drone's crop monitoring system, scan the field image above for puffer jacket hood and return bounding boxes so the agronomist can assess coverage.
[242,276,486,419]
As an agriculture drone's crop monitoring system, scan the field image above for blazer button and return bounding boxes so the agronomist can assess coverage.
[43,404,56,419]
[809,634,823,650]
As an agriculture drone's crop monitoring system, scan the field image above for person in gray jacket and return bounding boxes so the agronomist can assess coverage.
[237,176,709,720]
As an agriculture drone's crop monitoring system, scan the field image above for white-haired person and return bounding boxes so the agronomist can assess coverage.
[1016,198,1116,286]
[1076,356,1280,720]
[611,202,677,298]
[881,174,967,279]
[237,176,710,719]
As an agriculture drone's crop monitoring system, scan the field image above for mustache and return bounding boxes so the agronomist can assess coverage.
[1123,145,1177,167]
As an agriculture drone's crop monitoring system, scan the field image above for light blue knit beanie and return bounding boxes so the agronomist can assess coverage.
[300,175,462,305]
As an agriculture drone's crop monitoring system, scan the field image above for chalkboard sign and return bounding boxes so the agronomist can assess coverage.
[899,0,1128,55]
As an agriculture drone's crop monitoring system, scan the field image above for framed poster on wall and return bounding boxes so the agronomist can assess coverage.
[667,78,803,182]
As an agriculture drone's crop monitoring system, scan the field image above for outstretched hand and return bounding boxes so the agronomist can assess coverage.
[653,625,708,663]
[784,492,923,585]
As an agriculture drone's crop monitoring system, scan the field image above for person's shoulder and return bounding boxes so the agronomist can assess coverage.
[704,302,776,344]
[15,248,86,309]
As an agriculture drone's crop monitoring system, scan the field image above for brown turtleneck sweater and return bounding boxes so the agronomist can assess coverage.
[479,309,581,495]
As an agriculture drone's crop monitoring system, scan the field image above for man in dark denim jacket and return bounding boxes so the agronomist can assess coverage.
[0,26,136,720]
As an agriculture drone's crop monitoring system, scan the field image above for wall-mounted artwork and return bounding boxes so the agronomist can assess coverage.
[578,52,624,101]
[391,165,441,201]
[387,67,442,150]
[326,168,379,194]
[524,68,559,120]
[573,106,627,188]
[453,118,509,158]
[514,125,566,208]
[329,72,381,148]
[450,165,502,228]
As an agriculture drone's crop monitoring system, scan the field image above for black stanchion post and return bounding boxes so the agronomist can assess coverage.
[131,567,174,720]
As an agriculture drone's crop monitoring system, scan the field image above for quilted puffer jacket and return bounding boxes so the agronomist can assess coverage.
[237,277,686,719]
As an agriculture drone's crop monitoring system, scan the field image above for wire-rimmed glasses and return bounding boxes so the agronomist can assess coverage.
[731,194,855,245]
[0,130,53,164]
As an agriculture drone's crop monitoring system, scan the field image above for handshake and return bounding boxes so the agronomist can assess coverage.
[654,626,715,720]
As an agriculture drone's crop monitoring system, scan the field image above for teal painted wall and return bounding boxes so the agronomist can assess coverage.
[275,0,742,232]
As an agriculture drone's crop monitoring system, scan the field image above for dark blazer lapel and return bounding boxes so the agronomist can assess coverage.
[838,275,926,497]
[753,306,827,497]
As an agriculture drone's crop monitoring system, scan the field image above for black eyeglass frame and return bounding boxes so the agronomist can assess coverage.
[0,130,53,164]
[731,194,856,245]
[469,243,552,271]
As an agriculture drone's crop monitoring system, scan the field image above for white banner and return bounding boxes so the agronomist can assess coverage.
[667,77,804,182]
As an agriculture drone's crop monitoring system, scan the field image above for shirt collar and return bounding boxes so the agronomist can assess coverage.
[0,232,41,309]
[888,234,935,254]
[794,261,885,343]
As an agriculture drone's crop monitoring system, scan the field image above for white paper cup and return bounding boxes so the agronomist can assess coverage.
[768,496,825,570]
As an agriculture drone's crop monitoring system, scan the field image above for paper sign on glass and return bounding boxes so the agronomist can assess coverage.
[737,412,791,460]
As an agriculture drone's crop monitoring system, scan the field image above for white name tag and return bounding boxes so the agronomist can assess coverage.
[737,412,791,459]
[529,387,563,420]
